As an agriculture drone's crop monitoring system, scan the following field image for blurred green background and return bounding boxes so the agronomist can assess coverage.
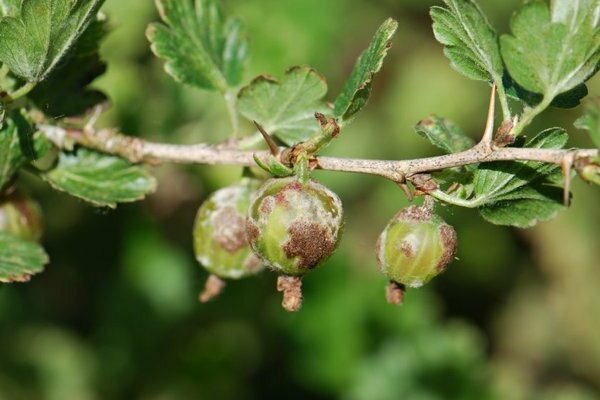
[1,0,600,399]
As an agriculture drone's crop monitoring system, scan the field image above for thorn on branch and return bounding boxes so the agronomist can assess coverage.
[253,120,280,156]
[478,84,497,150]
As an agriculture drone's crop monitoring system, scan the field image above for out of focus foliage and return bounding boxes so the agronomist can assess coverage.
[1,0,599,399]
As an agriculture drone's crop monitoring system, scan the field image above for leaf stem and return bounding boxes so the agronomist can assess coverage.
[495,80,512,121]
[4,81,36,102]
[224,90,239,137]
[512,95,553,137]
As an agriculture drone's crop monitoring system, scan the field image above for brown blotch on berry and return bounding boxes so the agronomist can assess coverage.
[283,222,336,269]
[437,224,457,272]
[245,220,260,243]
[212,206,247,253]
[400,240,414,258]
[394,205,432,222]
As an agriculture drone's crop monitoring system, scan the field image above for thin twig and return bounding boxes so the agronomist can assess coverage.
[38,124,599,184]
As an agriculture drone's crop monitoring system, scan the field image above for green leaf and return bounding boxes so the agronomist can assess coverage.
[0,0,104,82]
[414,115,475,154]
[237,66,329,146]
[147,0,248,92]
[29,16,107,117]
[500,0,600,101]
[333,18,397,123]
[0,0,21,17]
[431,0,503,83]
[477,185,565,228]
[473,128,568,227]
[0,232,48,283]
[575,98,600,148]
[43,149,157,208]
[0,112,48,190]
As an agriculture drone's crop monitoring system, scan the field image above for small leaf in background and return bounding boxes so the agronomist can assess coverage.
[237,66,329,146]
[0,113,48,190]
[414,115,474,154]
[147,0,248,92]
[473,128,568,227]
[29,16,107,118]
[43,149,157,208]
[575,98,600,148]
[0,232,49,283]
[333,18,397,123]
[431,0,503,84]
[0,0,104,82]
[500,0,600,102]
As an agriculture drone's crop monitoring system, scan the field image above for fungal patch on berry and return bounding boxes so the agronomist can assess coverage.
[212,206,247,253]
[283,222,336,269]
[246,177,343,276]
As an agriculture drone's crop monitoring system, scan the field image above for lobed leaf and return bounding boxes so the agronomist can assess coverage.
[333,18,397,123]
[414,115,475,154]
[431,0,503,83]
[147,0,248,92]
[473,128,568,227]
[574,98,600,148]
[43,149,158,208]
[237,66,330,146]
[29,16,108,117]
[0,232,49,283]
[0,0,104,82]
[500,0,600,101]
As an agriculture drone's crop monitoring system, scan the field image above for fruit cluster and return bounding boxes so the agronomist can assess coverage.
[193,174,457,312]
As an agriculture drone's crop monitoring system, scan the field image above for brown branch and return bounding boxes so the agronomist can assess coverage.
[39,124,599,184]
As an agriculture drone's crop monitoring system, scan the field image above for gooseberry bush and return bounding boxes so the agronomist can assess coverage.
[1,0,600,312]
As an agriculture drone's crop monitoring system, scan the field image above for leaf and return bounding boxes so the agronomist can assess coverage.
[500,0,600,101]
[237,66,329,146]
[414,115,475,154]
[473,128,568,227]
[0,112,48,190]
[0,0,21,17]
[0,0,104,82]
[43,149,157,208]
[477,185,565,228]
[575,98,600,148]
[147,0,248,92]
[504,73,589,109]
[29,16,107,117]
[333,18,397,123]
[431,0,503,83]
[0,232,49,283]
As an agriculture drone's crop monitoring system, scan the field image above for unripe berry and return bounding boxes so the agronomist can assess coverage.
[246,177,343,277]
[193,179,264,301]
[376,203,457,301]
[0,190,43,242]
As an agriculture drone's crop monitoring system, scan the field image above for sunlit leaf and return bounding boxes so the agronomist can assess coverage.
[237,66,329,146]
[147,0,248,92]
[431,0,503,84]
[500,0,600,101]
